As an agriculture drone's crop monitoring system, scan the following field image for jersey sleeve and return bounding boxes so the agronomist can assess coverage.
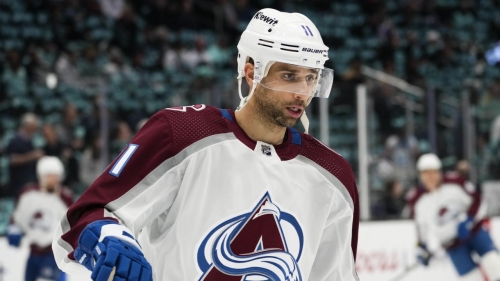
[299,135,359,279]
[309,198,359,281]
[12,191,31,232]
[299,135,360,261]
[53,111,179,274]
[414,200,439,251]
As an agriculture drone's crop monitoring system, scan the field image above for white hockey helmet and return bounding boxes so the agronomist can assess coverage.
[37,156,64,178]
[416,153,442,171]
[236,8,333,130]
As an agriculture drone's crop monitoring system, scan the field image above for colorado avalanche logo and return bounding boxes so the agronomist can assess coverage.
[436,202,462,226]
[197,192,304,281]
[29,209,53,232]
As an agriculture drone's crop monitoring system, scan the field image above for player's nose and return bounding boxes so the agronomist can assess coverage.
[292,91,308,103]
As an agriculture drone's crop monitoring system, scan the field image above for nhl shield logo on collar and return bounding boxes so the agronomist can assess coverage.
[261,144,272,156]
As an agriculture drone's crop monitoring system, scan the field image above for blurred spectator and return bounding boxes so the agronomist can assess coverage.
[382,180,405,219]
[112,4,141,57]
[491,115,500,143]
[214,0,239,36]
[181,36,211,71]
[78,46,104,82]
[384,128,420,188]
[1,50,28,97]
[378,27,399,66]
[373,81,398,138]
[99,0,126,19]
[235,0,257,25]
[456,160,471,181]
[55,49,84,89]
[103,48,131,76]
[207,35,232,67]
[79,133,104,188]
[175,0,201,30]
[163,42,185,71]
[55,104,84,186]
[4,113,44,197]
[479,79,500,116]
[27,41,60,85]
[110,121,133,159]
[144,0,177,27]
[42,123,71,160]
[81,101,102,146]
[335,57,364,109]
[55,104,84,149]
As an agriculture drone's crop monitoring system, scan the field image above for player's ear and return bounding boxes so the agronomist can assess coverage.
[244,62,254,87]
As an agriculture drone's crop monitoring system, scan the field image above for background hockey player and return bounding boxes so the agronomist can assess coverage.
[414,153,500,281]
[8,156,73,281]
[405,159,478,220]
[52,8,360,281]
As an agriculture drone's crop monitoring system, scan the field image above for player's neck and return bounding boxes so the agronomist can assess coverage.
[234,105,287,145]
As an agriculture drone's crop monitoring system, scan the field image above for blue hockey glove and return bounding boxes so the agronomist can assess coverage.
[457,216,474,241]
[416,243,432,266]
[73,220,152,281]
[7,224,23,247]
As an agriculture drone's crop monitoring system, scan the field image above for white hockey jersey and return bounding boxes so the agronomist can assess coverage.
[414,182,485,250]
[53,105,360,280]
[13,184,73,252]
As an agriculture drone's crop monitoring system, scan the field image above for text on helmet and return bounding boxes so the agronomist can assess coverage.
[254,12,279,26]
[302,48,327,54]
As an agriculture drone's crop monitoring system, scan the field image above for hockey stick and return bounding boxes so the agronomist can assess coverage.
[386,262,420,281]
[107,267,116,281]
[386,250,449,281]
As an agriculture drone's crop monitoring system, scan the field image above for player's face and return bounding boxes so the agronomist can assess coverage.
[253,63,312,127]
[419,170,441,191]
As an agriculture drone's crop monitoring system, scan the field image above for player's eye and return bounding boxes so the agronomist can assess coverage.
[305,75,317,84]
[282,73,295,81]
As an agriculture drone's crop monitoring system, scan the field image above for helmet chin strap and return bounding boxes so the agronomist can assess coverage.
[236,77,257,111]
[299,95,314,134]
[300,112,310,134]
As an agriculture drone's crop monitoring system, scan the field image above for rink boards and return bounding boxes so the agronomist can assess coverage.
[1,218,499,281]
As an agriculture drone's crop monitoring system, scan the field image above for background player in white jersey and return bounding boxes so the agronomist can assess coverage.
[53,8,360,281]
[414,153,500,281]
[8,156,73,281]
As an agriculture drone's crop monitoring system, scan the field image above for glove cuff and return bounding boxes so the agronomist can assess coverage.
[76,220,142,270]
[8,224,22,235]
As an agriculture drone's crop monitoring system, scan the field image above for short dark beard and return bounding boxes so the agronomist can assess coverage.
[44,183,57,193]
[252,86,303,129]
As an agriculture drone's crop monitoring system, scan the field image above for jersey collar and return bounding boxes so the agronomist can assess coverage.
[220,109,302,161]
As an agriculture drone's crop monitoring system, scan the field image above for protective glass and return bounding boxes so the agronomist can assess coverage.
[258,65,334,98]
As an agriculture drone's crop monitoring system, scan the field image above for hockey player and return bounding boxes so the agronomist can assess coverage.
[8,156,73,281]
[405,159,478,219]
[414,153,500,281]
[52,8,360,281]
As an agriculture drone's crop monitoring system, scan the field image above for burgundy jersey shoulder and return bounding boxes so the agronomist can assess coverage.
[16,183,73,207]
[443,171,476,195]
[300,134,357,193]
[156,104,231,154]
[17,183,39,199]
[405,185,426,219]
[60,186,74,207]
